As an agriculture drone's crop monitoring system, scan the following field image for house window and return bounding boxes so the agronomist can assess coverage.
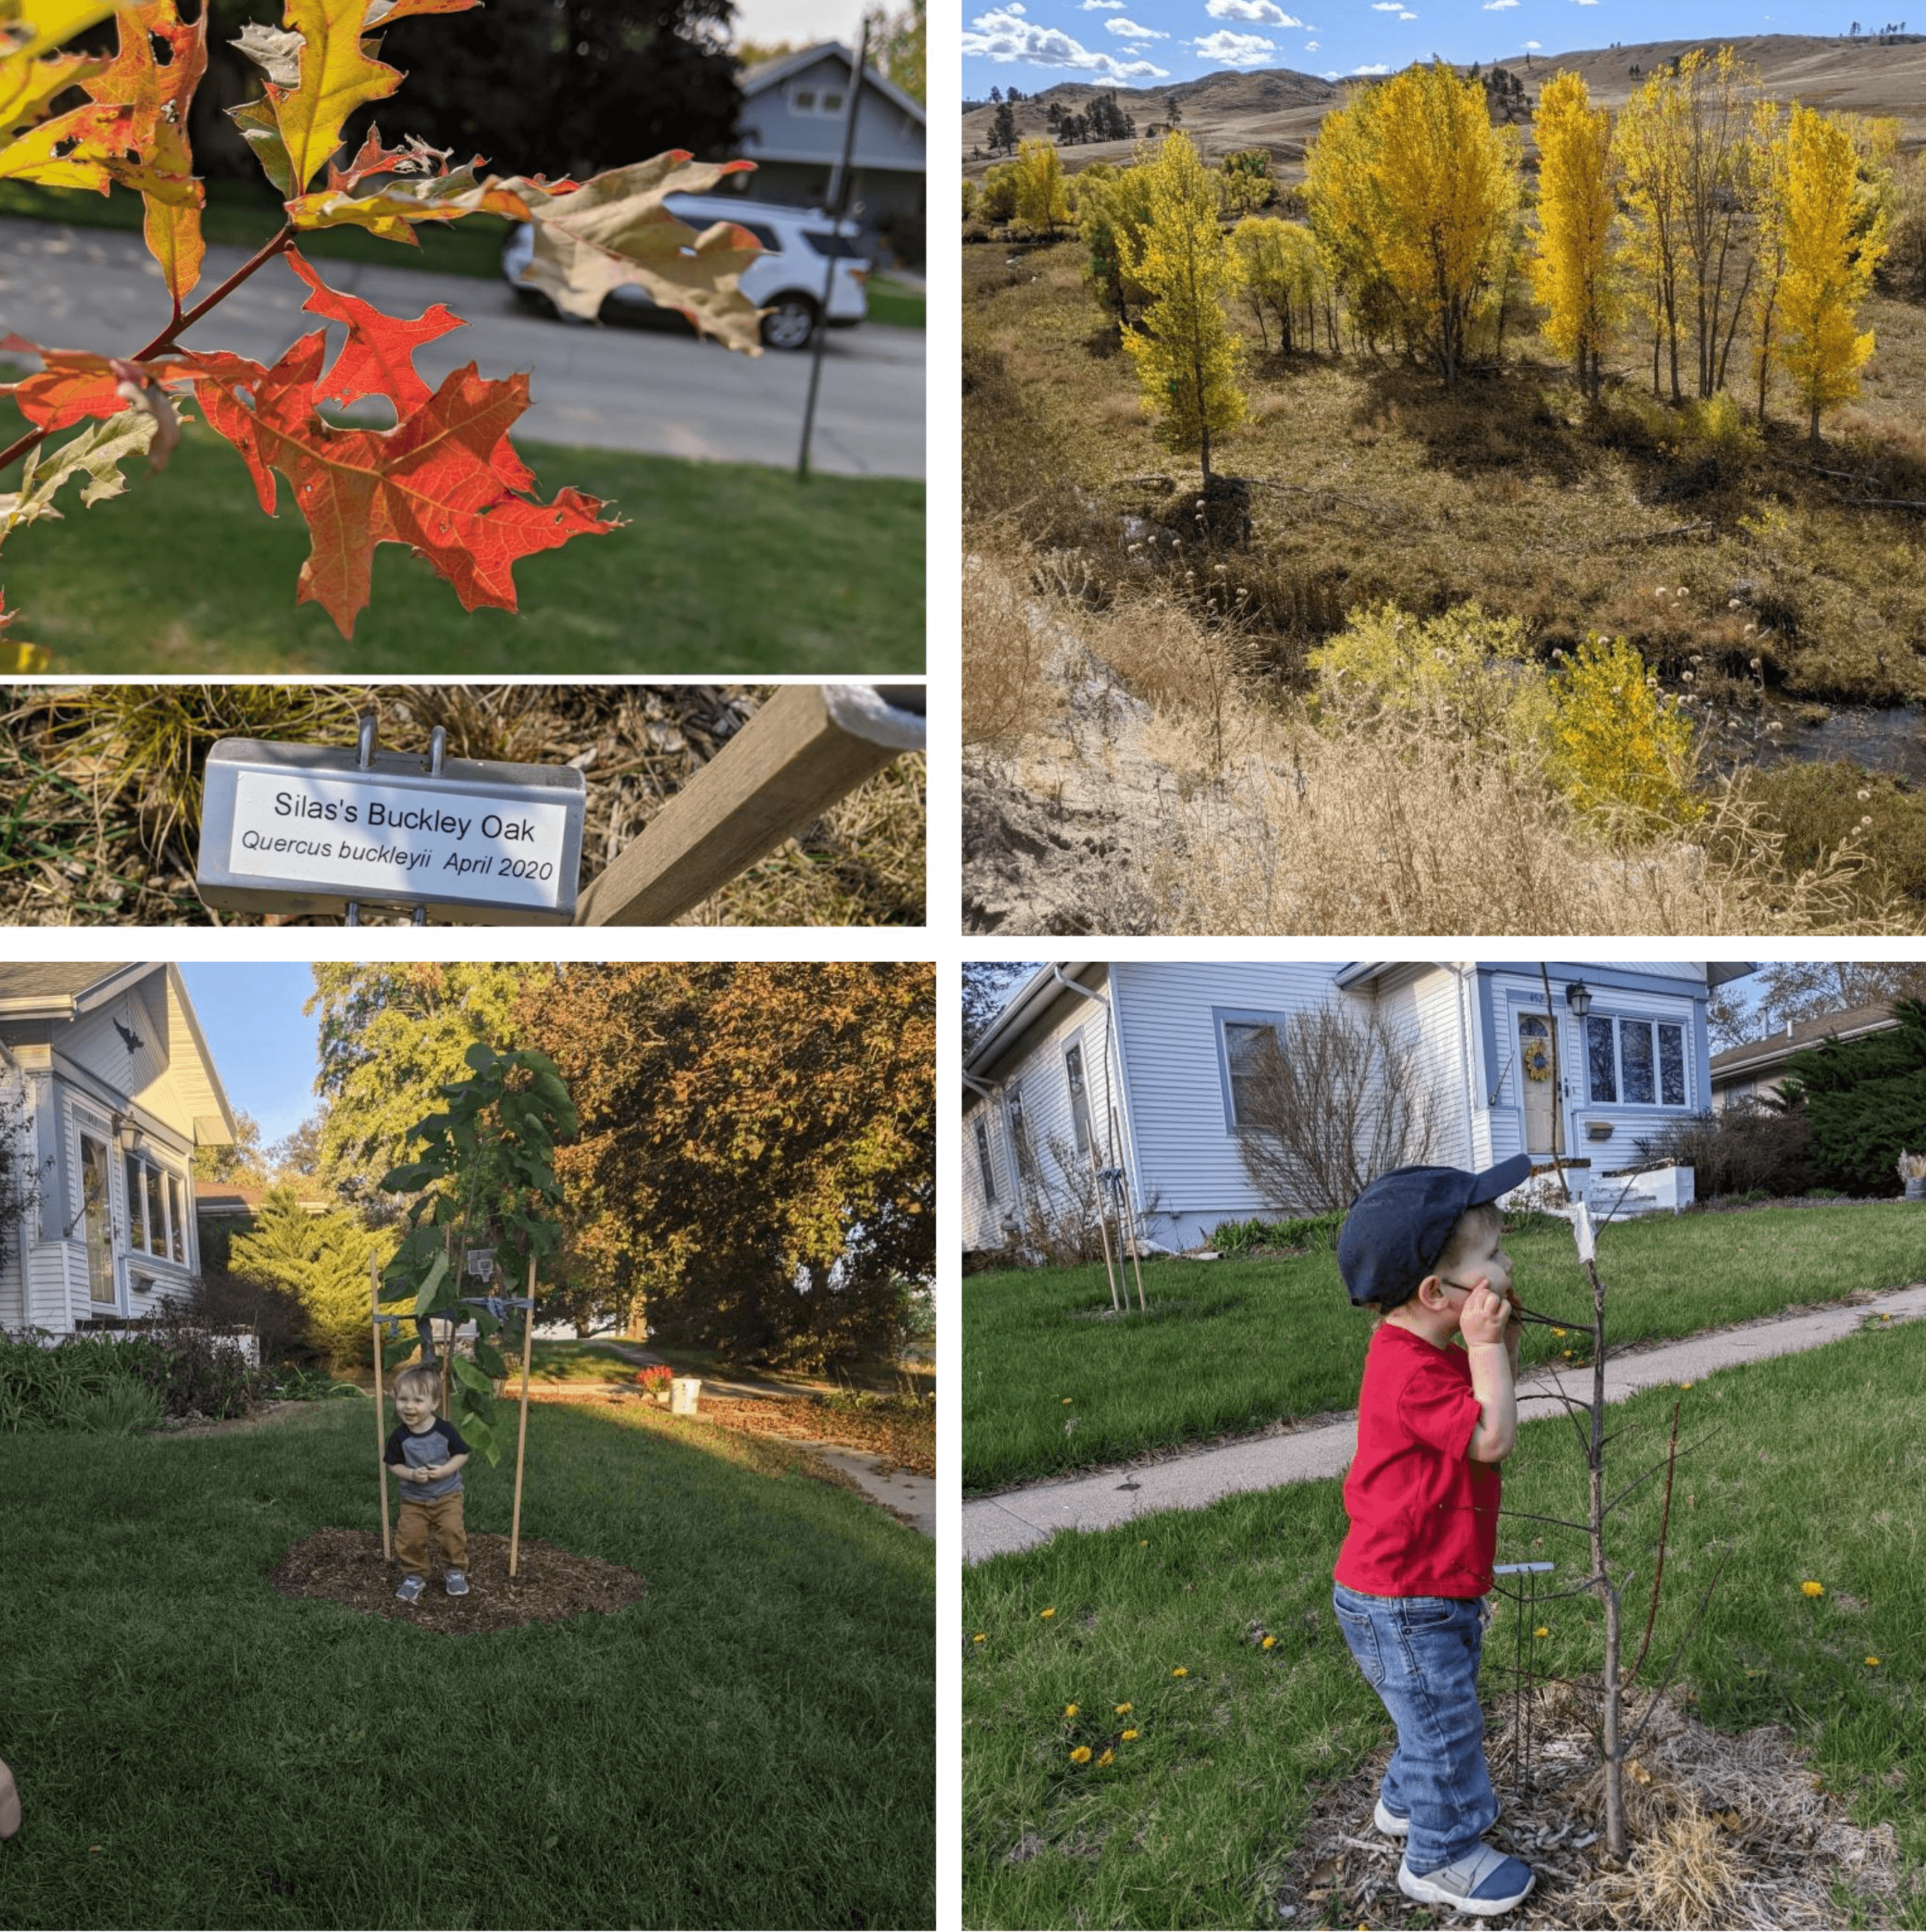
[1063,1042,1094,1157]
[1006,1082,1033,1180]
[791,84,848,117]
[974,1117,997,1204]
[1220,1018,1282,1128]
[124,1155,186,1262]
[79,1132,115,1306]
[166,1171,187,1263]
[1585,1016,1687,1108]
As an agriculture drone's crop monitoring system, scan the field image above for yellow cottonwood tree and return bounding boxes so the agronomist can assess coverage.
[1120,132,1246,486]
[1530,71,1617,403]
[1014,137,1069,234]
[1304,62,1520,387]
[1776,102,1888,443]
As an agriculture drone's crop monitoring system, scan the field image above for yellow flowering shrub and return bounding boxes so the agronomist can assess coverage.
[1546,635,1698,821]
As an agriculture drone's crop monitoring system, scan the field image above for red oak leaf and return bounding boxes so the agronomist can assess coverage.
[285,248,464,412]
[182,319,615,637]
[0,335,198,429]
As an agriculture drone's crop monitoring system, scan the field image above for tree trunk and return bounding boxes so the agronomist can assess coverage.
[1809,398,1821,445]
[1586,1258,1627,1861]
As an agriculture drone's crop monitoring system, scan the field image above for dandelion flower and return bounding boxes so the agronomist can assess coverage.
[1171,1667,1189,1677]
[1042,1607,1057,1619]
[1064,1704,1079,1718]
[1139,1539,1149,1547]
[1070,1745,1092,1764]
[1862,815,1874,827]
[973,1633,987,1644]
[1553,1328,1566,1338]
[1680,1382,1692,1390]
[1866,1657,1880,1668]
[1097,1748,1116,1766]
[1116,1702,1134,1714]
[1534,1626,1549,1638]
[1061,1397,1074,1405]
[1802,1581,1825,1598]
[1859,789,1872,801]
[1563,1349,1574,1359]
[1122,1727,1139,1741]
[1262,1636,1277,1649]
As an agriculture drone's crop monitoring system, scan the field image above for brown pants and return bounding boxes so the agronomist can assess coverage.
[395,1489,468,1575]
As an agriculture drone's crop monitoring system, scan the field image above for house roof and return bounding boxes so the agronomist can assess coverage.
[0,961,147,1012]
[1711,1001,1898,1081]
[964,962,1103,1085]
[196,1182,333,1217]
[1333,961,1755,990]
[742,41,927,126]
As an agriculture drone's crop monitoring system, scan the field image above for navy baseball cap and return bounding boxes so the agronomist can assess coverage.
[1337,1155,1534,1309]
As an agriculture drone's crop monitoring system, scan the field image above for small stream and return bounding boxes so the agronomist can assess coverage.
[1706,698,1926,785]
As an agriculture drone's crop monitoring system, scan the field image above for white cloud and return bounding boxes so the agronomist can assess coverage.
[1191,26,1280,61]
[1398,9,1417,17]
[1523,36,1541,45]
[1370,4,1400,11]
[1106,14,1170,34]
[1082,1,1126,9]
[1353,59,1390,70]
[1204,0,1302,21]
[1482,1,1517,9]
[1305,37,1319,47]
[962,7,1172,75]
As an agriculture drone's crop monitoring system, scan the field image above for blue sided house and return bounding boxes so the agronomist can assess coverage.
[960,961,1754,1258]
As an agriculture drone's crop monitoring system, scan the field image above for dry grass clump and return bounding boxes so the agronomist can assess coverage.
[963,554,1066,748]
[959,550,1915,936]
[1,685,924,927]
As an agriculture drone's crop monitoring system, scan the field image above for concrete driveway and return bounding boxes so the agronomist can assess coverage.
[0,216,924,479]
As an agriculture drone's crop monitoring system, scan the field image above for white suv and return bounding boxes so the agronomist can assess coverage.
[502,193,870,351]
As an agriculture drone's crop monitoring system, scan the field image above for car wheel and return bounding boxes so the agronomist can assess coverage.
[760,294,818,351]
[512,286,559,318]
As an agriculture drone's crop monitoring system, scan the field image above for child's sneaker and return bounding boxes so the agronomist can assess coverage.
[445,1570,469,1597]
[1374,1795,1500,1839]
[395,1574,427,1604]
[1398,1847,1534,1917]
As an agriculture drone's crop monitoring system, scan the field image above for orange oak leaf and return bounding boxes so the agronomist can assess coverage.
[181,303,615,636]
[0,335,198,429]
[285,247,463,411]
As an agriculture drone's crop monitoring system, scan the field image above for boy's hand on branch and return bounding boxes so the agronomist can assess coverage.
[1460,1281,1512,1351]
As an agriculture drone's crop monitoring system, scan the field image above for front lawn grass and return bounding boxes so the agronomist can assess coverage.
[525,1339,647,1384]
[963,1202,1926,1492]
[962,1321,1926,1929]
[0,403,925,675]
[1,1396,934,1929]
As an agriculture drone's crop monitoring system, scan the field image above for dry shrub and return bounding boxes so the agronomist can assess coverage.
[963,553,1063,748]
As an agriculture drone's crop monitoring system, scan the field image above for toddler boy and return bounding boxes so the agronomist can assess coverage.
[1331,1155,1534,1918]
[384,1364,472,1602]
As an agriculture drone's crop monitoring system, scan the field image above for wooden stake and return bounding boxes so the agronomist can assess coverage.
[1090,1153,1120,1312]
[573,685,914,926]
[508,1256,536,1578]
[370,1254,391,1563]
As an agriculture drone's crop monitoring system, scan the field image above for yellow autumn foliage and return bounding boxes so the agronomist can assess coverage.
[1546,636,1698,822]
[1529,70,1617,401]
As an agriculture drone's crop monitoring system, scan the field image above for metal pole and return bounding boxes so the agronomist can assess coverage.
[344,709,377,928]
[797,18,868,481]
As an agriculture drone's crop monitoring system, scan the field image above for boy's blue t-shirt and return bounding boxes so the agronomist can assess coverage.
[383,1415,471,1501]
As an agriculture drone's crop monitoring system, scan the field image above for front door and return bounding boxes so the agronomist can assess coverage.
[1518,1014,1563,1155]
[79,1132,116,1308]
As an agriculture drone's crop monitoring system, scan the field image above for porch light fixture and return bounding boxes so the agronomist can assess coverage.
[1565,980,1593,1020]
[111,1113,140,1153]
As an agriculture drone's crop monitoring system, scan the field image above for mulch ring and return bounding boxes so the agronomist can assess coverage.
[1277,1680,1905,1929]
[269,1529,646,1634]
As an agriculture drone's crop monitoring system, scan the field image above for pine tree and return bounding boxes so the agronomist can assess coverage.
[992,98,1017,155]
[1775,101,1888,442]
[230,1187,393,1374]
[1120,132,1246,486]
[1529,70,1617,403]
[1305,61,1520,386]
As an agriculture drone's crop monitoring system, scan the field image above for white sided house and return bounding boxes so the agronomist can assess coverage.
[0,962,235,1335]
[961,962,1753,1257]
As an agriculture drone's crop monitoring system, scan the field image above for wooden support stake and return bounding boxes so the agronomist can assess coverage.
[1091,1153,1120,1312]
[574,685,917,926]
[508,1256,536,1578]
[370,1255,391,1563]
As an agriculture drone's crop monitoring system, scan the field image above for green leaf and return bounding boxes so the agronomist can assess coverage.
[380,1333,417,1372]
[376,1278,415,1304]
[451,1354,492,1395]
[414,1250,450,1316]
[474,1341,509,1380]
[379,1160,437,1193]
[463,1041,500,1074]
[461,1411,499,1461]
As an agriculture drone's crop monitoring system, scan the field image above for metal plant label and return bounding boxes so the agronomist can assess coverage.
[197,738,586,923]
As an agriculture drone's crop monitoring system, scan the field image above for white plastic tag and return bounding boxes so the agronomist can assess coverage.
[1571,1198,1597,1264]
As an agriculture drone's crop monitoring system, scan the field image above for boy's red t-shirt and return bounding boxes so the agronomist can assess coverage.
[1334,1321,1501,1599]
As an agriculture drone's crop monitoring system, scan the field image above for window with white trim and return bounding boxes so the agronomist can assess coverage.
[789,83,847,117]
[1585,1014,1688,1108]
[1219,1017,1283,1128]
[974,1116,998,1204]
[124,1152,188,1263]
[1063,1041,1094,1156]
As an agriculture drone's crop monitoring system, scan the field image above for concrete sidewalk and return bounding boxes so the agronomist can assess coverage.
[962,1281,1926,1563]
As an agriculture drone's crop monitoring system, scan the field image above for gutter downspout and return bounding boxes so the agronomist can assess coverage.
[1442,963,1478,1168]
[1049,966,1150,1266]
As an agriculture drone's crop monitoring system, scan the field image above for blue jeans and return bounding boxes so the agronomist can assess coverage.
[1331,1583,1497,1873]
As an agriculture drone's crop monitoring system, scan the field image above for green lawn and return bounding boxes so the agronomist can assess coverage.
[962,1321,1926,1929]
[863,276,925,330]
[2,1398,934,1928]
[963,1204,1926,1492]
[0,406,924,675]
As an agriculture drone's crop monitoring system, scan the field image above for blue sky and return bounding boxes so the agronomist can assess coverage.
[179,964,322,1148]
[964,0,1850,93]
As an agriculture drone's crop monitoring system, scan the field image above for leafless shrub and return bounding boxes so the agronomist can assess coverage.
[963,554,1061,749]
[1010,1129,1164,1268]
[1232,1004,1445,1215]
[1631,1099,1814,1199]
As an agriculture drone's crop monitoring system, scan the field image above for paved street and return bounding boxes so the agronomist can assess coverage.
[0,216,924,479]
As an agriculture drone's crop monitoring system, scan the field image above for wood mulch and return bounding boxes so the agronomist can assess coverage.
[268,1527,646,1634]
[1275,1677,1906,1929]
